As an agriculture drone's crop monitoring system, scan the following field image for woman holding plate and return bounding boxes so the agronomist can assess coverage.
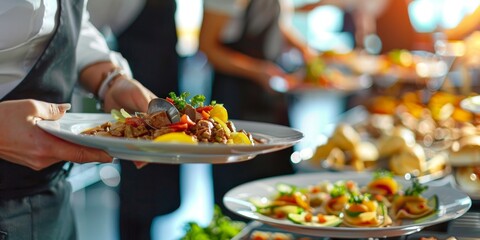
[0,0,156,239]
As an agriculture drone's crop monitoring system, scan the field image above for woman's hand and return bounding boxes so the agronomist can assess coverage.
[258,62,302,93]
[102,77,157,113]
[0,99,112,170]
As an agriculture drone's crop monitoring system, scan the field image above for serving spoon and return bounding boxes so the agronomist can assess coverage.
[147,98,181,123]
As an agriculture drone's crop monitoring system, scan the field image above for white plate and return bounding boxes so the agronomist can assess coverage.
[37,113,303,164]
[460,95,480,113]
[224,172,472,238]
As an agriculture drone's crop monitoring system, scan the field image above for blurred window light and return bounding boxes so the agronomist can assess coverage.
[175,0,204,56]
[408,0,480,32]
[408,0,439,32]
[306,6,352,52]
[309,32,354,53]
[439,0,471,29]
[308,6,343,33]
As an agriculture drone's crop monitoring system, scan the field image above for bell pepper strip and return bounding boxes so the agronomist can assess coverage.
[168,122,189,131]
[180,114,196,126]
[166,97,174,105]
[196,106,213,113]
[201,110,210,120]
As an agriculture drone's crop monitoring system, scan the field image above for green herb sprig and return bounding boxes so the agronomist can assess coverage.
[373,169,394,179]
[168,92,216,110]
[181,205,245,240]
[330,183,347,198]
[404,178,428,196]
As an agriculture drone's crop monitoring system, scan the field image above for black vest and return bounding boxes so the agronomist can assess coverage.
[211,0,289,125]
[0,0,84,196]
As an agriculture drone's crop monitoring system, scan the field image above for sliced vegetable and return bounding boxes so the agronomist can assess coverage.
[209,104,229,123]
[271,205,304,218]
[120,108,132,118]
[287,213,342,227]
[180,114,196,126]
[414,195,439,223]
[153,132,197,144]
[196,106,213,113]
[276,183,295,195]
[230,132,252,145]
[212,116,231,137]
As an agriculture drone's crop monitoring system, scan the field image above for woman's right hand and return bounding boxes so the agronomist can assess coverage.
[0,99,112,170]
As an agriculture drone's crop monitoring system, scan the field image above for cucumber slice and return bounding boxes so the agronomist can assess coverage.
[427,194,439,211]
[249,197,271,209]
[276,183,294,195]
[287,213,342,227]
[272,205,304,215]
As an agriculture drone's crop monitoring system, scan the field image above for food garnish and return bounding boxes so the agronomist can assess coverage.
[81,92,256,145]
[249,173,438,228]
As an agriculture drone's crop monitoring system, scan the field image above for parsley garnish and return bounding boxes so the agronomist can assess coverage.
[190,94,206,108]
[168,92,211,110]
[169,92,190,110]
[330,183,347,198]
[348,193,371,204]
[373,169,394,179]
[404,178,428,196]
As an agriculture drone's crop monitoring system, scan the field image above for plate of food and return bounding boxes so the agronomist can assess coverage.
[299,119,452,184]
[37,92,303,164]
[223,171,471,238]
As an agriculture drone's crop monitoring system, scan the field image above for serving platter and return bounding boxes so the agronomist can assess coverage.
[224,172,472,238]
[37,113,303,164]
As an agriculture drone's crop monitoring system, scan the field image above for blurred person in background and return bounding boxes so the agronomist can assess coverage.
[0,0,157,239]
[88,0,181,239]
[115,1,181,240]
[199,0,317,219]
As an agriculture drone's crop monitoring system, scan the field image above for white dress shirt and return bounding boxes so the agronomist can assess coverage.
[0,0,115,99]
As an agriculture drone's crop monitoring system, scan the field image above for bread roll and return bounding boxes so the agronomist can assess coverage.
[331,124,360,151]
[309,139,336,163]
[449,135,480,166]
[378,127,415,157]
[352,141,379,162]
[389,143,427,176]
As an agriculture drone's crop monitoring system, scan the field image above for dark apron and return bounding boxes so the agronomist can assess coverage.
[211,0,294,219]
[116,1,181,239]
[0,0,84,239]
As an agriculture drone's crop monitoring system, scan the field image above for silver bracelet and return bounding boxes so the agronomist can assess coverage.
[97,68,126,100]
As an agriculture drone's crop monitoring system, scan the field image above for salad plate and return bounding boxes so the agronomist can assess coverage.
[223,172,471,238]
[37,113,303,164]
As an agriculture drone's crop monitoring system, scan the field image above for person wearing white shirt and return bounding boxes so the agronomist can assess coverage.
[0,0,156,239]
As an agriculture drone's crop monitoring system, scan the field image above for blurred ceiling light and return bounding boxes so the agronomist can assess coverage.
[290,151,302,164]
[408,0,439,32]
[363,34,382,55]
[308,5,343,34]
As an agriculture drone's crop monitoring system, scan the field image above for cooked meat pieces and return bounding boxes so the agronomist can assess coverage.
[145,111,172,129]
